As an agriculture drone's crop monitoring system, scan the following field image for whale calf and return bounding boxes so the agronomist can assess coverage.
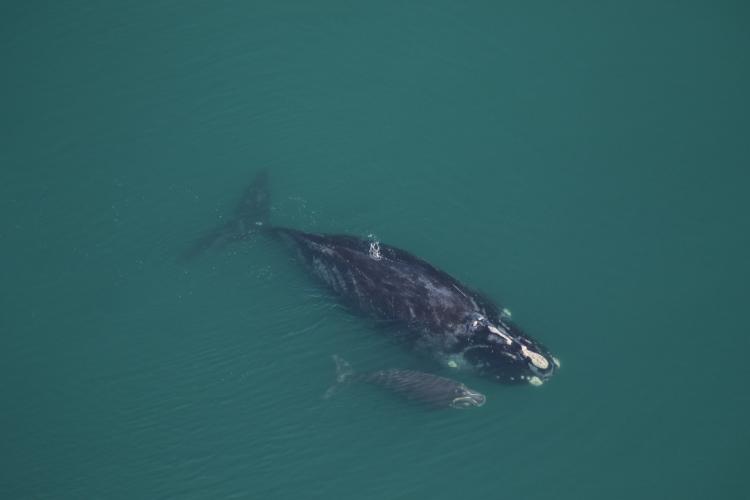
[327,356,486,409]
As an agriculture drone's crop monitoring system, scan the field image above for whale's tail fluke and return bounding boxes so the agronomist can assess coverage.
[181,170,271,261]
[324,355,355,399]
[232,169,270,229]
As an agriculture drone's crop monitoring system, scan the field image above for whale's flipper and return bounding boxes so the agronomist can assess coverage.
[324,355,355,399]
[333,355,354,383]
[181,170,271,261]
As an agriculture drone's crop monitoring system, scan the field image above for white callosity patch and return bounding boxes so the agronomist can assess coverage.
[444,353,469,370]
[520,345,549,370]
[529,376,543,386]
[487,324,513,345]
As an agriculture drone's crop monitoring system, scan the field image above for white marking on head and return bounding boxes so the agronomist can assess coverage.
[487,324,512,345]
[553,357,561,369]
[521,345,549,370]
[529,376,543,386]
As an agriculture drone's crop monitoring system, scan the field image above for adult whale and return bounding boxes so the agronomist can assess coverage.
[185,171,559,385]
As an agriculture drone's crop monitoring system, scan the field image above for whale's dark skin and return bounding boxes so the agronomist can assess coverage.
[186,171,559,385]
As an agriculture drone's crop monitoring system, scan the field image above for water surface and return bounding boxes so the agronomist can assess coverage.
[2,1,748,498]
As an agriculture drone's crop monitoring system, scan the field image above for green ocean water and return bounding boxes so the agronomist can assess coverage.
[2,1,748,498]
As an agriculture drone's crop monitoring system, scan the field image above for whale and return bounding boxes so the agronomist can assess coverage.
[185,171,559,385]
[327,355,486,409]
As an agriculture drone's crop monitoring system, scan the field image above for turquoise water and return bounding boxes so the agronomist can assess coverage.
[2,1,748,498]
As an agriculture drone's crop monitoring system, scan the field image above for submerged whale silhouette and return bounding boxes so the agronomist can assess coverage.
[326,355,486,409]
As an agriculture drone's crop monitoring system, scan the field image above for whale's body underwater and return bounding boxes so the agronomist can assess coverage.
[185,172,559,385]
[328,355,486,409]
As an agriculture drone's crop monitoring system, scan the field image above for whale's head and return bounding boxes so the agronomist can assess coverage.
[449,386,486,409]
[462,315,559,385]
